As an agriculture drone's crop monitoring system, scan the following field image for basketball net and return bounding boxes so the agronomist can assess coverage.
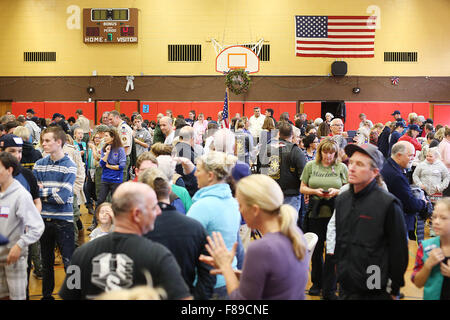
[211,38,264,59]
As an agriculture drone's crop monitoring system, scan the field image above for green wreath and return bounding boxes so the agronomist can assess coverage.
[225,69,251,95]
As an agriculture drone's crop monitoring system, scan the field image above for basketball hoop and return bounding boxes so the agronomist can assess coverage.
[213,39,262,74]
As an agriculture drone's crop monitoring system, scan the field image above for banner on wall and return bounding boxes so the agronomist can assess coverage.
[295,15,376,58]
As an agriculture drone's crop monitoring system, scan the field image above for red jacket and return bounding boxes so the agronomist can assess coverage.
[398,134,422,152]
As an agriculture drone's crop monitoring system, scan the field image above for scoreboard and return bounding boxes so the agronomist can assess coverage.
[83,8,138,43]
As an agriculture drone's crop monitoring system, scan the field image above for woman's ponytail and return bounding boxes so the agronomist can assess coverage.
[279,204,306,261]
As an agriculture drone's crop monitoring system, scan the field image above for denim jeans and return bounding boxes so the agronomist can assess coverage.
[97,181,120,207]
[40,219,75,299]
[235,231,245,270]
[211,286,229,300]
[283,195,301,219]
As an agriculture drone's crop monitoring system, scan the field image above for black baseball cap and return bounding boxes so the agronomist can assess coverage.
[394,121,406,129]
[0,134,23,149]
[52,113,63,120]
[391,110,401,115]
[345,143,384,170]
[26,108,35,114]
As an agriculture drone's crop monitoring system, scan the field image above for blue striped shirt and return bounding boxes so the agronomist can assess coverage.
[33,154,77,221]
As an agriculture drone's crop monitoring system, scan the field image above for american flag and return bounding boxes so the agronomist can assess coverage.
[221,89,229,129]
[295,15,376,58]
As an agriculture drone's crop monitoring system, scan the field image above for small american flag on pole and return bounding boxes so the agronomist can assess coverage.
[221,89,229,129]
[295,15,376,58]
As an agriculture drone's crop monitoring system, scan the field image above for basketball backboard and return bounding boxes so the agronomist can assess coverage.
[215,45,260,74]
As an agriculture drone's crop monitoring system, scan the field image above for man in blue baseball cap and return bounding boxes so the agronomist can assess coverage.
[391,110,406,128]
[388,121,407,157]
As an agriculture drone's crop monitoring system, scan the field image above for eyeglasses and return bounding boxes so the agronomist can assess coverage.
[331,124,344,127]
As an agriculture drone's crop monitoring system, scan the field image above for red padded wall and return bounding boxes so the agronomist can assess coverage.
[119,101,139,118]
[96,101,115,124]
[139,101,296,122]
[12,101,95,121]
[243,102,297,121]
[44,102,95,121]
[345,102,430,131]
[434,104,450,127]
[302,102,321,122]
[12,102,45,118]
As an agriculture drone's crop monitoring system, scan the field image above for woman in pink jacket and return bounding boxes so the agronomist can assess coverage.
[193,113,209,145]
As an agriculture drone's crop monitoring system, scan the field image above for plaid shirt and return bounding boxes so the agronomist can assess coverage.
[411,242,425,282]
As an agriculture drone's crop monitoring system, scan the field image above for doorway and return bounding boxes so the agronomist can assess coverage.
[321,101,346,123]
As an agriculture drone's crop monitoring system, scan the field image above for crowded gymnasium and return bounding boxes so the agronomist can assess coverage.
[0,0,449,309]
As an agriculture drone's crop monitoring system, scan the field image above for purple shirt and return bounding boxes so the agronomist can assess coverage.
[230,231,309,300]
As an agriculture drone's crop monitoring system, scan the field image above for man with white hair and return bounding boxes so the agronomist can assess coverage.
[100,111,110,126]
[160,116,175,145]
[325,112,334,124]
[381,141,429,237]
[329,118,348,161]
[175,126,203,166]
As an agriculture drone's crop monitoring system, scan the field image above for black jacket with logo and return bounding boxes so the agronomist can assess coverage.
[259,139,306,196]
[334,179,409,296]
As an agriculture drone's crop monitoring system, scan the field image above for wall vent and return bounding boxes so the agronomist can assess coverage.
[24,52,56,62]
[168,44,201,62]
[242,44,270,61]
[384,52,417,62]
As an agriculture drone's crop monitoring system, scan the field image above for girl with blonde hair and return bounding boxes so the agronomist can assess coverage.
[201,174,309,299]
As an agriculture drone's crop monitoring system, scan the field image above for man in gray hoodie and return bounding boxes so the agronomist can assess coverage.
[0,152,44,300]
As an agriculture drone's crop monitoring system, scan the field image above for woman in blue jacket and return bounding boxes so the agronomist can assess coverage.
[96,128,127,207]
[187,151,241,299]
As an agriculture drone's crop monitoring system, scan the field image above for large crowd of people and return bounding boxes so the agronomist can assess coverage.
[0,106,449,300]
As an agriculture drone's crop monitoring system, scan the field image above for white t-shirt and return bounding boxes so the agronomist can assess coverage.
[164,131,175,145]
[248,114,266,139]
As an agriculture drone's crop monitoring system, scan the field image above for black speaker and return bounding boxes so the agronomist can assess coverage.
[331,61,347,76]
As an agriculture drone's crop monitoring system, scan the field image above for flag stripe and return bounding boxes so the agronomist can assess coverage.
[295,15,376,58]
[298,46,374,51]
[328,22,371,26]
[328,26,375,30]
[222,90,229,129]
[297,41,374,45]
[297,53,374,58]
[328,35,375,39]
[328,16,371,19]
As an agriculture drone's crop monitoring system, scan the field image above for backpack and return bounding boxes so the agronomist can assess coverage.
[410,185,433,220]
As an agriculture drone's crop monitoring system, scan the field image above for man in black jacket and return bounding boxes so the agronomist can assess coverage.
[381,141,428,238]
[260,122,306,214]
[143,174,215,300]
[50,113,70,134]
[334,143,408,300]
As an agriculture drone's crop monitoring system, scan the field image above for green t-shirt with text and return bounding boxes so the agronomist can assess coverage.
[301,161,348,218]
